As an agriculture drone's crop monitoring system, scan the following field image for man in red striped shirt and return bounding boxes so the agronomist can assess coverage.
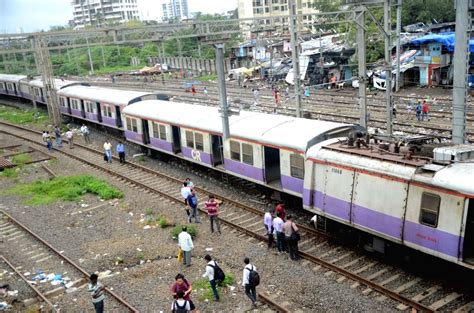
[205,195,221,234]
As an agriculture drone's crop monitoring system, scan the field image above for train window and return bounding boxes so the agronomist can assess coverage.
[290,154,304,179]
[195,133,204,151]
[126,117,138,132]
[85,101,94,113]
[152,122,159,138]
[103,106,113,118]
[6,83,14,91]
[186,131,194,148]
[34,88,41,96]
[419,192,441,227]
[230,140,241,161]
[242,143,253,165]
[159,124,166,140]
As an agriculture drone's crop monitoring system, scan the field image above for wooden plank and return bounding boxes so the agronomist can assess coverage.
[453,301,474,313]
[396,285,441,311]
[428,293,461,311]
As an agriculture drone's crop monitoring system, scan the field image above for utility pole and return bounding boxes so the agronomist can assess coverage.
[289,0,302,118]
[86,37,94,74]
[101,46,106,68]
[356,7,367,129]
[452,0,470,144]
[384,0,393,136]
[395,0,402,92]
[34,36,61,126]
[215,43,230,140]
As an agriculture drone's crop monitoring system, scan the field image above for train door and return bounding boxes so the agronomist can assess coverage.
[264,146,281,184]
[172,126,181,153]
[80,100,86,118]
[115,106,123,128]
[463,199,474,264]
[141,119,150,145]
[66,98,72,115]
[211,135,223,166]
[96,102,102,122]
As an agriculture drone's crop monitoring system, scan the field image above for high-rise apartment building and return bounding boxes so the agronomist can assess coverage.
[162,0,189,21]
[71,0,140,28]
[238,0,319,25]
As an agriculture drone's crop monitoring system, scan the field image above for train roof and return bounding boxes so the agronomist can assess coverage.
[122,100,351,152]
[307,141,474,196]
[57,85,157,106]
[26,78,79,90]
[0,74,27,83]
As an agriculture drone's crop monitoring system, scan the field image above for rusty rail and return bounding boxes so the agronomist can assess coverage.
[0,255,58,312]
[0,210,139,313]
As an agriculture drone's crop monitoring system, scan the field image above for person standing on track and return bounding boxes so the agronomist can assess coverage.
[263,207,274,249]
[273,212,285,253]
[186,189,200,223]
[205,195,221,234]
[178,227,194,267]
[116,141,126,164]
[253,88,259,106]
[283,215,300,261]
[45,131,53,152]
[66,129,74,149]
[103,140,112,163]
[191,84,196,97]
[275,202,286,221]
[422,100,430,121]
[88,273,105,313]
[54,125,63,148]
[170,273,196,311]
[81,124,91,144]
[203,87,208,97]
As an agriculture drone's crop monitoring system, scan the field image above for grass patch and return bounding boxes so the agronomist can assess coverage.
[93,64,143,75]
[11,153,32,165]
[1,168,18,178]
[194,74,217,82]
[171,225,197,239]
[0,105,48,126]
[192,274,234,301]
[7,175,123,205]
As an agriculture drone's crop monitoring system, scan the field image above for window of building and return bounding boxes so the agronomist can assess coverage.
[103,105,113,118]
[419,193,441,227]
[230,140,240,161]
[290,154,304,179]
[242,143,253,165]
[126,117,138,132]
[186,130,194,148]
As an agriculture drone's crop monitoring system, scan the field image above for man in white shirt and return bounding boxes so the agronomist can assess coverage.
[178,227,194,267]
[272,212,285,253]
[242,257,257,306]
[103,140,112,163]
[263,208,274,249]
[81,124,91,144]
[202,254,219,301]
[180,182,191,205]
[65,129,74,149]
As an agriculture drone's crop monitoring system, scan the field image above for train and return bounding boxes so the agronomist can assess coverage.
[1,73,473,270]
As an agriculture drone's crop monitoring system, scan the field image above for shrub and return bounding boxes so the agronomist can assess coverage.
[170,225,197,239]
[1,168,18,178]
[158,216,169,228]
[11,153,32,165]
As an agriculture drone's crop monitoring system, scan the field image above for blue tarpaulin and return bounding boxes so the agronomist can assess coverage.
[410,32,474,52]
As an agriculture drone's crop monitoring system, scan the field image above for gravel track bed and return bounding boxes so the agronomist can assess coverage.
[0,131,401,312]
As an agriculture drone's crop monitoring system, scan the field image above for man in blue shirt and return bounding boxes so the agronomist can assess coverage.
[186,189,200,223]
[116,141,126,164]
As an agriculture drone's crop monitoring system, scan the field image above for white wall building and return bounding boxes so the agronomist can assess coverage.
[162,0,189,21]
[238,0,318,25]
[71,0,140,28]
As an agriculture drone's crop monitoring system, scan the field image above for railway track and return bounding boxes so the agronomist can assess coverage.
[0,207,138,312]
[1,120,473,312]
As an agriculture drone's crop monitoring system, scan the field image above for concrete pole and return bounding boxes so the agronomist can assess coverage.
[177,38,183,57]
[384,0,393,135]
[452,0,470,144]
[101,46,106,67]
[356,8,367,129]
[86,37,94,74]
[395,0,402,92]
[215,43,230,140]
[289,0,302,118]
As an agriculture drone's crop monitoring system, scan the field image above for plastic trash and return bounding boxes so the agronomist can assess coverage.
[0,302,9,310]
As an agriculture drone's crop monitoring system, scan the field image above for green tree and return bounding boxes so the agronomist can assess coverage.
[402,0,455,25]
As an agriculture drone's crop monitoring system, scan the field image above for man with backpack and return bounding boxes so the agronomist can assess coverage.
[202,254,223,301]
[171,290,191,312]
[186,189,200,223]
[242,257,259,307]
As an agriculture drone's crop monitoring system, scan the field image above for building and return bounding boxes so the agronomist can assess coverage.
[162,0,189,21]
[237,0,319,29]
[71,0,140,28]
